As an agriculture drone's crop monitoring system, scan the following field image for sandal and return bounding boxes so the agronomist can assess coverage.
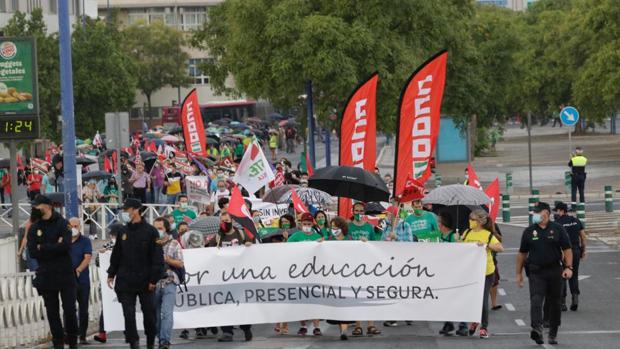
[313,328,322,336]
[367,326,382,336]
[352,327,363,337]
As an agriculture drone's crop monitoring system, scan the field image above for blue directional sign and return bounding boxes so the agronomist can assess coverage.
[560,106,579,126]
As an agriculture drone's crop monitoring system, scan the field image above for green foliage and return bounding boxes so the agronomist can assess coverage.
[123,20,191,115]
[3,8,59,140]
[72,17,137,138]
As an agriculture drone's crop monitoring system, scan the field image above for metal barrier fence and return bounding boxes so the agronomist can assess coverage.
[0,270,102,349]
[0,203,183,240]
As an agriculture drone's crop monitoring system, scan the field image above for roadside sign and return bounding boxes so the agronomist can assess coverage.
[0,36,40,140]
[560,106,579,127]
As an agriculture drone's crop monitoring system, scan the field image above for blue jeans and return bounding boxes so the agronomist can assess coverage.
[154,283,176,344]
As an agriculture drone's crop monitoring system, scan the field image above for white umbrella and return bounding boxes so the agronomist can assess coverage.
[422,184,491,206]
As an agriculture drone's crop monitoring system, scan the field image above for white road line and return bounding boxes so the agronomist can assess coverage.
[578,275,590,281]
[515,319,526,327]
[543,344,556,349]
[505,303,516,311]
[498,288,506,296]
[494,329,620,336]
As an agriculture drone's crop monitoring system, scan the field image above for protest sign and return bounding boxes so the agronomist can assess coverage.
[99,241,486,330]
[185,176,211,203]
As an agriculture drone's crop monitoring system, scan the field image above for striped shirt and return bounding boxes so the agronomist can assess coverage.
[158,237,183,286]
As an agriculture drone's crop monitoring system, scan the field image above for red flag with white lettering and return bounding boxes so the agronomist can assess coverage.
[228,185,257,241]
[180,89,207,157]
[338,73,378,217]
[104,156,112,173]
[466,163,483,190]
[291,190,309,214]
[485,177,500,222]
[394,51,447,197]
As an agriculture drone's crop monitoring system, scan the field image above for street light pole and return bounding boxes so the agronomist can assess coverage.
[527,111,533,193]
[305,80,316,168]
[59,0,79,218]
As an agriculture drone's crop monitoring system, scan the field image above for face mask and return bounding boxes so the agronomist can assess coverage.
[317,218,326,226]
[180,203,188,209]
[157,229,166,238]
[30,208,43,220]
[71,228,79,237]
[331,228,342,237]
[220,222,232,232]
[302,226,312,233]
[218,187,226,193]
[121,212,132,224]
[354,214,362,221]
[281,222,290,229]
[414,209,423,216]
[469,220,478,230]
[110,238,116,245]
[253,216,261,223]
[170,223,176,231]
[532,213,542,224]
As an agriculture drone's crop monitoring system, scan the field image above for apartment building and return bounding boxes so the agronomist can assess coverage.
[0,0,98,33]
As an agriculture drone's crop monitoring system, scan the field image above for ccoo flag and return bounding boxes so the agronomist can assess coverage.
[394,50,448,198]
[338,73,378,217]
[181,89,208,157]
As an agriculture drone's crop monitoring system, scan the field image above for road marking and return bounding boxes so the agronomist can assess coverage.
[494,329,620,336]
[505,303,515,311]
[578,275,590,281]
[543,344,556,349]
[498,288,506,296]
[515,319,526,327]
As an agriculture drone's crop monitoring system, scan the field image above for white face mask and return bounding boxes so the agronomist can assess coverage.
[331,228,342,237]
[157,229,166,238]
[170,223,176,231]
[110,238,116,245]
[71,228,79,237]
[180,203,188,209]
[121,212,132,224]
[302,226,312,233]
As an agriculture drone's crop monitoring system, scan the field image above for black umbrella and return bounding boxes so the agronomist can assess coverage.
[35,192,81,206]
[262,185,299,204]
[365,202,387,215]
[82,171,113,181]
[0,159,10,169]
[308,166,390,203]
[206,138,219,145]
[269,112,287,121]
[167,125,184,134]
[76,157,96,166]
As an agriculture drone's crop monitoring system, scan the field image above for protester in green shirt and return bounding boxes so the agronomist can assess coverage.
[286,213,322,336]
[348,203,378,242]
[314,211,330,238]
[171,194,197,225]
[405,199,440,241]
[234,142,244,160]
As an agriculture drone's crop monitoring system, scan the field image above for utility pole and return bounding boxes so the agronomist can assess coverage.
[59,0,79,217]
[305,80,316,168]
[527,111,533,193]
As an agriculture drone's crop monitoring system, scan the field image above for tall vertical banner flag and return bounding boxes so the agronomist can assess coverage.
[394,51,448,198]
[338,73,378,218]
[181,89,208,157]
[485,178,500,222]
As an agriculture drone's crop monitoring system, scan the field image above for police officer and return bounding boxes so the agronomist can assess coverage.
[568,146,588,210]
[553,201,586,311]
[107,198,163,349]
[516,202,573,345]
[27,195,78,349]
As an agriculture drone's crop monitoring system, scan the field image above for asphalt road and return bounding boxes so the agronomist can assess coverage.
[84,224,620,349]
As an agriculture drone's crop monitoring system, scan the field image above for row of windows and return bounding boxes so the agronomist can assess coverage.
[0,0,81,15]
[127,7,207,31]
[188,58,211,85]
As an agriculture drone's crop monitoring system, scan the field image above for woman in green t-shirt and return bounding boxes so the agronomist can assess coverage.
[314,210,330,238]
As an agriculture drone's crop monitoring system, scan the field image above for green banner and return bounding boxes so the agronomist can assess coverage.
[0,37,38,115]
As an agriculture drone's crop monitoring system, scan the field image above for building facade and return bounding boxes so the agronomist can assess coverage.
[0,0,98,33]
[98,0,249,125]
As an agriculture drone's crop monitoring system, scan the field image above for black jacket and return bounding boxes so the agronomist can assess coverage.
[27,212,74,291]
[107,219,164,292]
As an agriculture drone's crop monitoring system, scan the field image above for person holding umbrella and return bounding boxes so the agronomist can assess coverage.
[461,209,504,339]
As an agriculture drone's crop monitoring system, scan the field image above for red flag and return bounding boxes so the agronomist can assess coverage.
[17,154,24,170]
[394,50,448,197]
[485,178,500,222]
[305,151,314,176]
[466,163,483,190]
[45,150,51,163]
[338,73,379,218]
[228,185,257,241]
[180,89,207,157]
[291,190,309,214]
[104,156,112,173]
[399,175,426,202]
[112,151,118,172]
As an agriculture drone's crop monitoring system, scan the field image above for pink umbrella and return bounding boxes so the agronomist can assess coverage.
[161,135,180,143]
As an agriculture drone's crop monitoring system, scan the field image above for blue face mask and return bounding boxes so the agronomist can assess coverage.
[532,213,542,224]
[121,212,132,224]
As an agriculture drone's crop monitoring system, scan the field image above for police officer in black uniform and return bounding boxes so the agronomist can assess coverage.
[553,201,586,311]
[27,195,78,349]
[107,198,163,349]
[516,202,573,345]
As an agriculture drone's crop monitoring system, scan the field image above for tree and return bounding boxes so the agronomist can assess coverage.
[2,9,60,140]
[72,17,137,138]
[192,0,481,133]
[123,20,191,118]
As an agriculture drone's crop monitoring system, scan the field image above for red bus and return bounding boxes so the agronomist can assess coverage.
[162,100,257,125]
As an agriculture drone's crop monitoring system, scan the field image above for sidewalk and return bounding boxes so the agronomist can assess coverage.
[379,125,620,196]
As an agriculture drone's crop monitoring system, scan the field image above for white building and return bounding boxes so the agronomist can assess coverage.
[0,0,98,33]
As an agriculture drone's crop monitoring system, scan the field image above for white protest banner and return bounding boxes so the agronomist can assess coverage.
[233,140,275,194]
[249,198,288,220]
[185,176,211,203]
[99,242,486,331]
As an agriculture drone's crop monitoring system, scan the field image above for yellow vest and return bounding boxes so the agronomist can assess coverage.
[571,155,587,167]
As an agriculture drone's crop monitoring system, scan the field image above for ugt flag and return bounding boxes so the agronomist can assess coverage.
[394,51,447,198]
[181,89,208,156]
[338,73,378,218]
[233,140,275,194]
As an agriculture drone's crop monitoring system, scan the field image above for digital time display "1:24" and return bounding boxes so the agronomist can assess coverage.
[0,116,39,139]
